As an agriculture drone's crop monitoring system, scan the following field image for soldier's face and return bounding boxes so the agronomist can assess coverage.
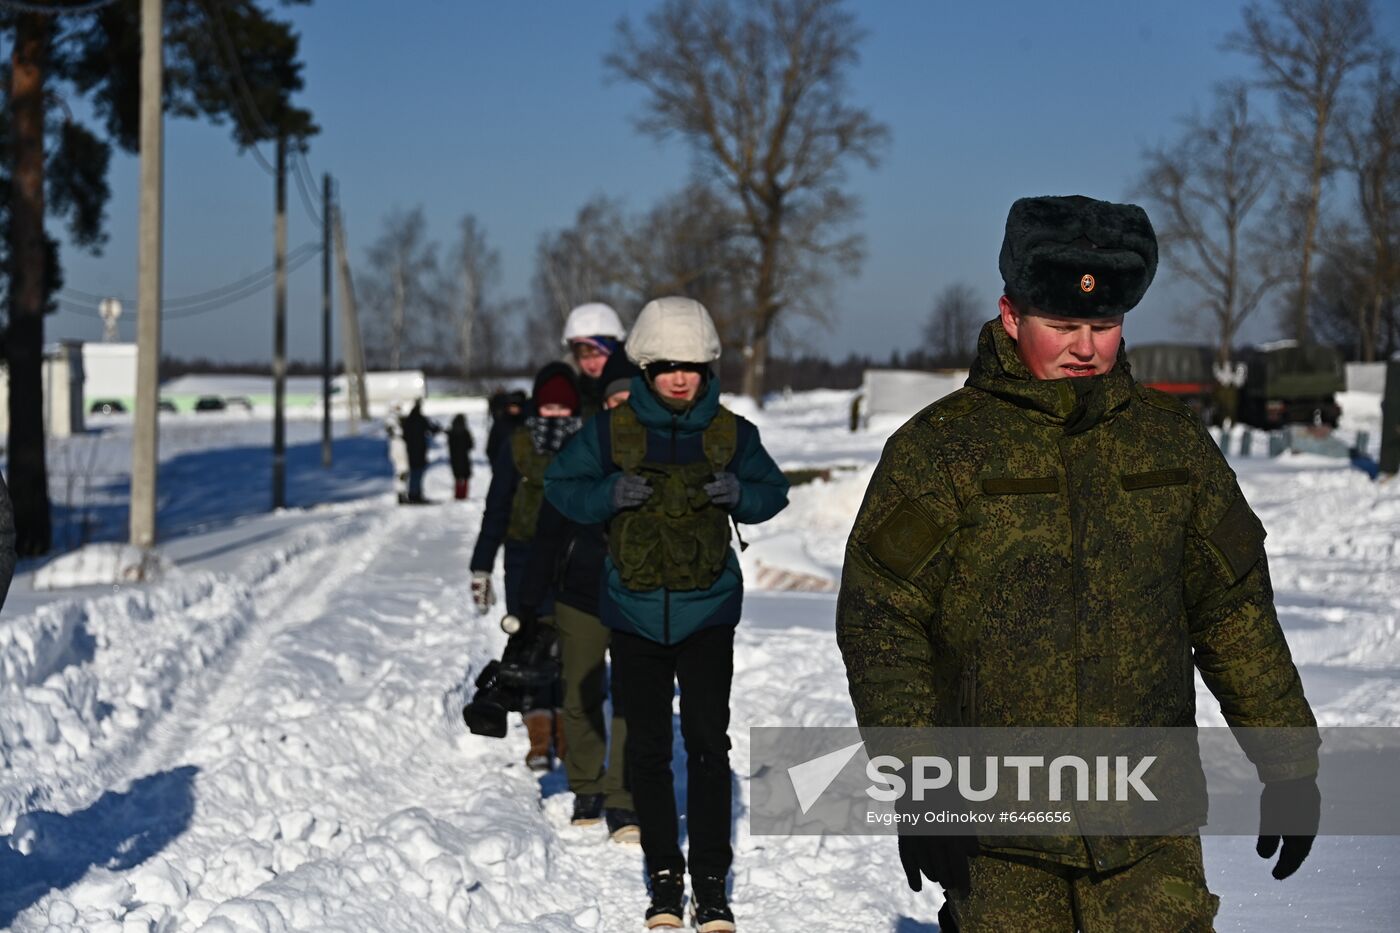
[999,297,1123,380]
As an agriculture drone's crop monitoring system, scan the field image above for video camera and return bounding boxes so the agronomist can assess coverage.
[462,615,558,738]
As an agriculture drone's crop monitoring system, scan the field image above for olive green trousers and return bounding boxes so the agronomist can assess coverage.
[946,836,1218,932]
[555,601,631,808]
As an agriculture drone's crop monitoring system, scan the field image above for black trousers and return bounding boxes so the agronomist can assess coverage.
[611,624,735,880]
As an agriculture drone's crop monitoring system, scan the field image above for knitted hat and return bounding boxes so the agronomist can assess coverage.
[535,374,578,413]
[531,361,580,414]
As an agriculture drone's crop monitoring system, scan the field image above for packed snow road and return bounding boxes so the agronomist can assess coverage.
[2,392,1398,930]
[0,483,932,931]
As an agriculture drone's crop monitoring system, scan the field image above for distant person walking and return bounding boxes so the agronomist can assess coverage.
[400,400,441,504]
[447,414,475,500]
[485,390,528,464]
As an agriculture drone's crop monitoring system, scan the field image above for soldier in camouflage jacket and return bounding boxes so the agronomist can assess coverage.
[836,196,1319,932]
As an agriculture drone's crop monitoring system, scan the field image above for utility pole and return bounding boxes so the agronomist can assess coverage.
[130,0,164,552]
[333,203,369,428]
[321,172,333,468]
[272,135,287,510]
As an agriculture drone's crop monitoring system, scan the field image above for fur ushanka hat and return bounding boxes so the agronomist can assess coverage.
[999,195,1158,318]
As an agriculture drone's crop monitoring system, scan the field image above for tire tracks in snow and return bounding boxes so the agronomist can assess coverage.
[0,505,400,834]
[123,505,409,786]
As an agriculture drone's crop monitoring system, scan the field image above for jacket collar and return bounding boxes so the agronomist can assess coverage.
[965,318,1134,432]
[626,374,721,434]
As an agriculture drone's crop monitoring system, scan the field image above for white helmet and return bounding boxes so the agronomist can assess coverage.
[625,296,722,367]
[561,302,626,345]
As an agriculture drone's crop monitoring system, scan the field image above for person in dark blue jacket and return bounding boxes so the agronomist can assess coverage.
[471,361,582,770]
[545,296,788,932]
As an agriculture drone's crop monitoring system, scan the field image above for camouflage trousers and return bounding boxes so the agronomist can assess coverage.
[945,837,1219,932]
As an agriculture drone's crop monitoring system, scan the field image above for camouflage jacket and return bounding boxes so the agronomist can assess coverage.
[836,319,1318,870]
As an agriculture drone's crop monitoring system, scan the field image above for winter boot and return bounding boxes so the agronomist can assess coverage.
[605,807,640,844]
[644,869,685,929]
[523,710,553,772]
[571,793,605,825]
[454,479,469,500]
[690,875,735,932]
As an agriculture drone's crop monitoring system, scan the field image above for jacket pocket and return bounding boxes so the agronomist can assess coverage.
[1120,468,1190,491]
[981,476,1058,495]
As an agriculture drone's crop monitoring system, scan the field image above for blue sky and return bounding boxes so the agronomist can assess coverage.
[42,0,1398,366]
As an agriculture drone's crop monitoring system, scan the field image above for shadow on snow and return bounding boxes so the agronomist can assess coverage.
[48,434,390,552]
[0,765,198,926]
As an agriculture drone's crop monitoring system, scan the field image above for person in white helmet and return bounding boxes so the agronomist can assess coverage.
[561,302,627,417]
[545,296,790,931]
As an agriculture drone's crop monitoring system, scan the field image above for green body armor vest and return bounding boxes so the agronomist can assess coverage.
[608,403,737,592]
[506,428,554,543]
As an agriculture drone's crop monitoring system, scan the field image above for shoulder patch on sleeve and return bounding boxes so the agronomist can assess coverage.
[865,500,954,581]
[1206,494,1266,582]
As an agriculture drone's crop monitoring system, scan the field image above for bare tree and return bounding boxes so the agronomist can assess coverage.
[922,283,980,366]
[532,197,629,322]
[357,207,442,371]
[606,0,888,404]
[447,214,503,381]
[1226,0,1376,342]
[1138,84,1284,363]
[623,184,751,343]
[1336,54,1400,361]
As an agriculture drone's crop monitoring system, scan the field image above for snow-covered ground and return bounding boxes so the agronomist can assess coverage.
[2,390,1397,931]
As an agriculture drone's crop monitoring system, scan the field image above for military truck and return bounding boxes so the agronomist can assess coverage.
[1126,343,1219,423]
[1237,340,1344,430]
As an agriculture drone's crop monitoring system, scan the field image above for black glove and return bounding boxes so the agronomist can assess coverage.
[1256,775,1320,880]
[894,761,977,895]
[898,833,977,894]
[610,473,653,511]
[703,472,742,510]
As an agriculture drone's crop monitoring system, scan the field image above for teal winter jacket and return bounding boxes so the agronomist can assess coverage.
[544,376,789,644]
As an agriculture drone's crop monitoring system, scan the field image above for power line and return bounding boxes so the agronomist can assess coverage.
[290,148,324,227]
[164,245,320,318]
[59,243,322,321]
[60,241,320,308]
[193,0,277,177]
[0,0,120,14]
[198,0,324,228]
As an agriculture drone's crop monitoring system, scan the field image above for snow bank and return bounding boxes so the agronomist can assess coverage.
[32,543,173,590]
[0,510,386,832]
